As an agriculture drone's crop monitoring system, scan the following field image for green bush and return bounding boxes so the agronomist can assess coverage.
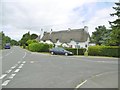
[65,48,86,55]
[88,46,120,57]
[26,40,38,45]
[28,43,52,52]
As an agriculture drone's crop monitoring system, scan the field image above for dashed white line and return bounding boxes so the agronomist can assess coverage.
[75,80,87,89]
[20,64,24,66]
[18,65,23,69]
[11,64,18,69]
[6,69,12,74]
[2,80,10,86]
[22,61,26,64]
[8,74,16,79]
[11,66,16,69]
[14,69,20,73]
[0,74,7,80]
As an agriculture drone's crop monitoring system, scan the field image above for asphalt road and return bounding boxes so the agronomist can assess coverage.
[0,46,119,88]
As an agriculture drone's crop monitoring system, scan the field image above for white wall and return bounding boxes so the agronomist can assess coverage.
[54,40,62,47]
[68,40,76,48]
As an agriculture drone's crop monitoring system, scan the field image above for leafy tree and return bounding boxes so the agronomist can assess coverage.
[19,32,31,46]
[11,39,19,46]
[19,32,38,47]
[0,31,18,48]
[31,34,38,40]
[91,25,111,45]
[109,2,120,46]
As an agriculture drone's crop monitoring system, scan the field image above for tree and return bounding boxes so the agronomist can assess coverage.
[0,31,18,48]
[91,25,111,45]
[109,2,120,46]
[31,34,38,40]
[19,32,31,46]
[19,32,38,46]
[11,39,19,46]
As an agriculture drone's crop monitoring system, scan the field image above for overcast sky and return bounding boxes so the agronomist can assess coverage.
[0,0,118,41]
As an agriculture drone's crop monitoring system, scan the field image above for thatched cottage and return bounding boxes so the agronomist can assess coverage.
[38,26,90,49]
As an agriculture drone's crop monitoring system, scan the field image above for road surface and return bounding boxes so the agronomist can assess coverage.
[0,46,119,89]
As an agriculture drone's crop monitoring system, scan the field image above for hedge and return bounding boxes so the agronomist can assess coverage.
[28,43,52,52]
[65,48,86,55]
[88,46,120,57]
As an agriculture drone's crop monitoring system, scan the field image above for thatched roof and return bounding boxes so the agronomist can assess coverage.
[41,28,89,43]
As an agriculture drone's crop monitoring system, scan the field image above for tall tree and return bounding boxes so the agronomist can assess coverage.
[19,32,31,46]
[91,25,111,45]
[109,2,120,46]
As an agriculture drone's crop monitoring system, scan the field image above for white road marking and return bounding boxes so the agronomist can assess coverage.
[6,69,12,74]
[0,74,7,80]
[75,71,118,89]
[11,64,18,69]
[30,61,34,63]
[11,66,16,69]
[18,65,23,69]
[14,69,20,73]
[2,80,10,86]
[22,61,26,64]
[23,52,26,58]
[75,80,87,89]
[20,64,24,66]
[8,74,16,79]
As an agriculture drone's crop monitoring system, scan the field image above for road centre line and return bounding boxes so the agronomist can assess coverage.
[6,69,12,74]
[22,61,26,64]
[2,80,11,86]
[14,69,20,73]
[0,74,7,80]
[11,65,17,69]
[18,65,23,69]
[8,74,16,79]
[20,64,24,66]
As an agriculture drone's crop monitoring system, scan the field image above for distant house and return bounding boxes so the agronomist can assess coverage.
[39,26,90,49]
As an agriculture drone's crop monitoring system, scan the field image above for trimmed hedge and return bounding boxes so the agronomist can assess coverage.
[65,48,86,55]
[88,46,120,57]
[28,43,52,52]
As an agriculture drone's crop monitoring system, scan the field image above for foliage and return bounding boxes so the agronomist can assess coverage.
[28,43,53,52]
[26,40,38,45]
[31,34,38,40]
[65,48,86,55]
[19,32,31,46]
[0,31,18,49]
[11,39,19,46]
[109,2,120,46]
[19,32,38,46]
[91,25,112,45]
[88,46,120,57]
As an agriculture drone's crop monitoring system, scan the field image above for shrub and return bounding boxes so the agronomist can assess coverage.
[28,43,52,52]
[65,48,86,55]
[26,40,38,45]
[88,45,120,57]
